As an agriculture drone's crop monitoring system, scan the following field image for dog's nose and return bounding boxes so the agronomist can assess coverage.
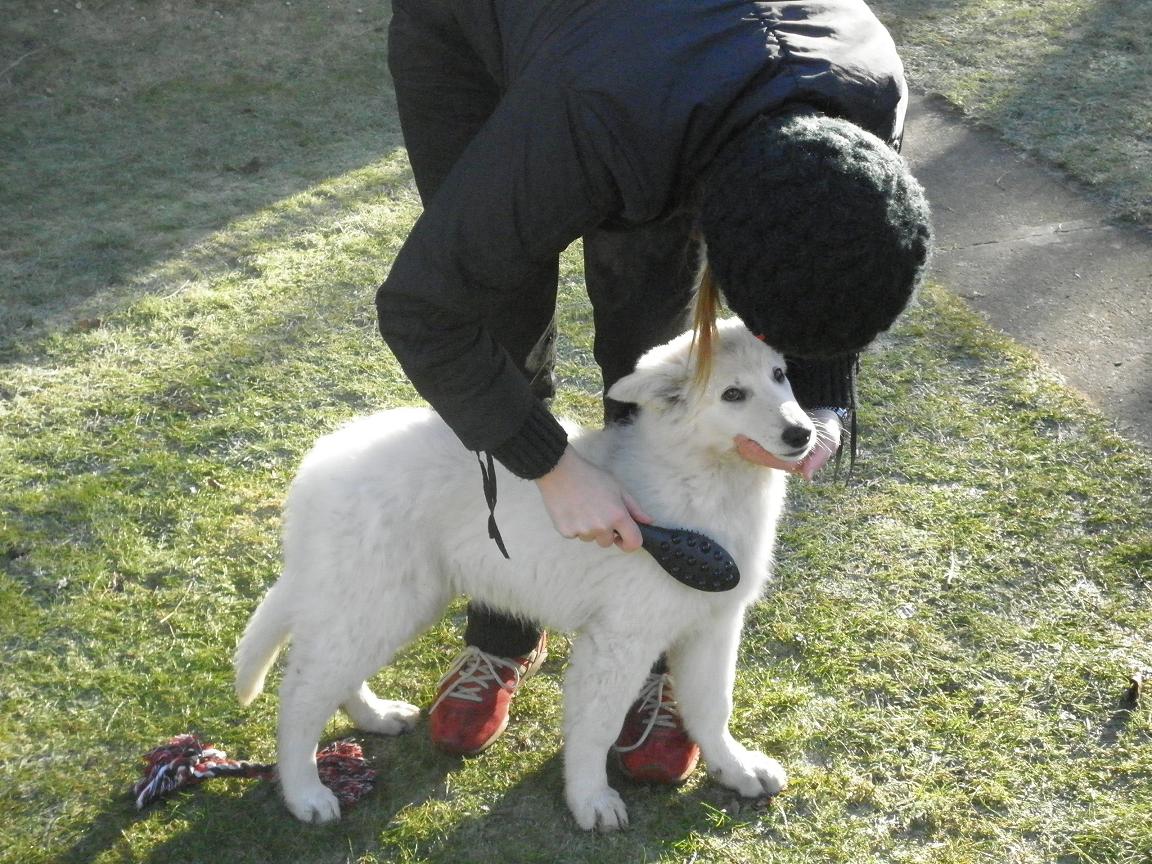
[782,425,811,449]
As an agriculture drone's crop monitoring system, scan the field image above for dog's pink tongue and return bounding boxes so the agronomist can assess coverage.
[734,435,780,468]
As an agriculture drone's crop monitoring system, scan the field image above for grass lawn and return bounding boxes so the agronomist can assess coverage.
[871,0,1152,225]
[1,2,1150,863]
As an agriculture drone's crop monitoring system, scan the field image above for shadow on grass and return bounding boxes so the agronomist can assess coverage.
[60,738,754,864]
[0,258,414,606]
[369,752,761,864]
[1098,693,1139,748]
[58,730,459,864]
[0,0,403,348]
[875,0,1151,224]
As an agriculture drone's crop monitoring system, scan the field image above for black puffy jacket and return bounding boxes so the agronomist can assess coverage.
[377,0,907,479]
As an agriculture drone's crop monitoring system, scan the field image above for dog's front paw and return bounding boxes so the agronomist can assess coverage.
[709,751,788,799]
[282,780,341,824]
[567,786,630,832]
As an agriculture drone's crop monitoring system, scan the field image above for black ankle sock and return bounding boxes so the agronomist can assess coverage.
[464,603,543,657]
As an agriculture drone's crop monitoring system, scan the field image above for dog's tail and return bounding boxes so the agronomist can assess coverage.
[234,582,291,706]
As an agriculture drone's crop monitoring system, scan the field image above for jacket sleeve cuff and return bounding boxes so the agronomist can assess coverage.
[490,400,569,479]
[785,354,857,411]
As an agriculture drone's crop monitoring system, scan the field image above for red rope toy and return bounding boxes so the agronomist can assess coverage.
[133,733,376,810]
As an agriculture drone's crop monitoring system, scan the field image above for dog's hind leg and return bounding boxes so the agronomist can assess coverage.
[275,644,354,824]
[274,649,410,822]
[342,682,420,736]
[276,585,450,822]
[667,616,787,799]
[341,585,450,734]
[561,632,662,832]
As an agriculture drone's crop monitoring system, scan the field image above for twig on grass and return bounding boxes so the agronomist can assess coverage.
[1,48,43,82]
[159,578,197,625]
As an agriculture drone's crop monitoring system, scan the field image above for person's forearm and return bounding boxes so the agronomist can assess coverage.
[491,400,568,479]
[376,252,566,471]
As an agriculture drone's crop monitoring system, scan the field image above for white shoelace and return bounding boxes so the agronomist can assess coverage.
[613,672,684,753]
[429,646,527,714]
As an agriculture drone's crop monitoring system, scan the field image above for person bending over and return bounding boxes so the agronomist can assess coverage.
[377,0,932,782]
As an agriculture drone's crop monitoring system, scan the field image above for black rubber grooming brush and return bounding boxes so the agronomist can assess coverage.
[636,523,740,592]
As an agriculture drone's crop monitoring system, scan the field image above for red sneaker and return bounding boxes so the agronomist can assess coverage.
[428,634,548,755]
[614,672,700,784]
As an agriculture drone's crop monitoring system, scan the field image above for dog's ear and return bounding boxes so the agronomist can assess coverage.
[606,360,689,409]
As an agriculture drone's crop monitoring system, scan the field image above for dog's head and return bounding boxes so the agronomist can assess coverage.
[607,319,815,466]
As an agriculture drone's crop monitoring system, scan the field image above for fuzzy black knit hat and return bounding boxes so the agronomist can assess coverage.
[699,110,932,359]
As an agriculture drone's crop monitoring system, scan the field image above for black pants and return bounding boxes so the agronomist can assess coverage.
[389,0,697,657]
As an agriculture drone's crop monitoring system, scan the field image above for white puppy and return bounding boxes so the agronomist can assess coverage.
[234,318,815,830]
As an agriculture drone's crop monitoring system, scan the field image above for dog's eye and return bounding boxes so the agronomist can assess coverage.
[772,367,786,384]
[721,387,746,402]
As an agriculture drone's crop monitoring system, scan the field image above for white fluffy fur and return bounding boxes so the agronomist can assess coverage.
[234,319,814,830]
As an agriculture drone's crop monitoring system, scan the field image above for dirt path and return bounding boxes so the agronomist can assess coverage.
[902,93,1152,448]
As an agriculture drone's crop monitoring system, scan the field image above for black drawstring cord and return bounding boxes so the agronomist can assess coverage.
[476,451,510,559]
[832,407,857,481]
[848,355,859,473]
[831,356,860,481]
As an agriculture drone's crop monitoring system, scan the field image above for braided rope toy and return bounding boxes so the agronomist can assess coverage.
[132,733,376,810]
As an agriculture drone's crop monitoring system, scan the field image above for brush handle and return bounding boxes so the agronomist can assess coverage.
[636,523,740,592]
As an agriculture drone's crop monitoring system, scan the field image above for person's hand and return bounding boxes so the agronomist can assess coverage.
[534,446,652,550]
[733,409,843,481]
